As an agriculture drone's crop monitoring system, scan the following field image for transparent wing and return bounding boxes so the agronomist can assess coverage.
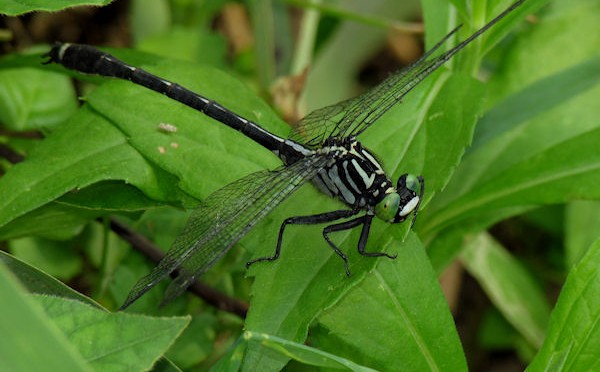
[290,0,524,146]
[120,155,330,309]
[289,26,462,147]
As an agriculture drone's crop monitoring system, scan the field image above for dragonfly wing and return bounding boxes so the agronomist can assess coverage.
[289,26,462,146]
[288,97,355,148]
[292,0,525,143]
[120,154,329,309]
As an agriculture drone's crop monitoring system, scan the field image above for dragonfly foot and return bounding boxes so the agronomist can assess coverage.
[359,251,397,260]
[246,255,278,269]
[343,262,352,277]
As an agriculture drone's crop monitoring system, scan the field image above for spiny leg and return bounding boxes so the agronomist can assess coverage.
[246,209,359,269]
[322,213,396,276]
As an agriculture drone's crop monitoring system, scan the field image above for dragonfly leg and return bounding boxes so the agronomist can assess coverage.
[356,214,397,259]
[246,209,358,269]
[322,216,366,276]
[322,213,396,276]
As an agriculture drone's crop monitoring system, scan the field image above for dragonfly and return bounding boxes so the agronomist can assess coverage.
[44,0,526,309]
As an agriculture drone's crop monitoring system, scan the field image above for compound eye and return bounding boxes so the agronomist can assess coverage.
[398,173,420,194]
[393,173,424,224]
[375,193,400,222]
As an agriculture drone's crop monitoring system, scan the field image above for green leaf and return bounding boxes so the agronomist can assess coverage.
[244,228,465,370]
[314,234,466,370]
[0,68,78,130]
[57,181,166,212]
[564,201,600,267]
[0,184,154,241]
[209,337,246,372]
[472,56,600,152]
[0,105,178,228]
[422,0,600,238]
[0,250,98,306]
[165,313,218,368]
[35,295,190,371]
[0,0,113,16]
[461,233,551,349]
[528,239,600,371]
[424,123,600,235]
[0,202,93,240]
[9,236,82,280]
[0,261,90,371]
[421,0,453,51]
[243,331,378,371]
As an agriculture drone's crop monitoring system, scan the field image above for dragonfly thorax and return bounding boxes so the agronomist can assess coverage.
[311,137,422,224]
[311,138,390,209]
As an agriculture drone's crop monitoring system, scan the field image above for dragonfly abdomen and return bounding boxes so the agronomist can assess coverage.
[44,43,309,160]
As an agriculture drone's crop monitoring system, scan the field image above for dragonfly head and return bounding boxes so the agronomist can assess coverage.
[375,174,424,226]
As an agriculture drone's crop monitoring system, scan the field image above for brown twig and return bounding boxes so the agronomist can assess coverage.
[0,143,25,164]
[0,128,44,139]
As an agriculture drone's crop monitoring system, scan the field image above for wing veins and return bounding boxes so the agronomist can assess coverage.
[120,155,328,308]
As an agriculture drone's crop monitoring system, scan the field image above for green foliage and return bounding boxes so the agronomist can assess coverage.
[0,262,90,371]
[0,254,189,371]
[461,233,550,349]
[1,0,599,371]
[528,239,600,370]
[0,0,113,16]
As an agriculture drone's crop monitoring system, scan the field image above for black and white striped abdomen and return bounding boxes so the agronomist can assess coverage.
[311,138,393,209]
